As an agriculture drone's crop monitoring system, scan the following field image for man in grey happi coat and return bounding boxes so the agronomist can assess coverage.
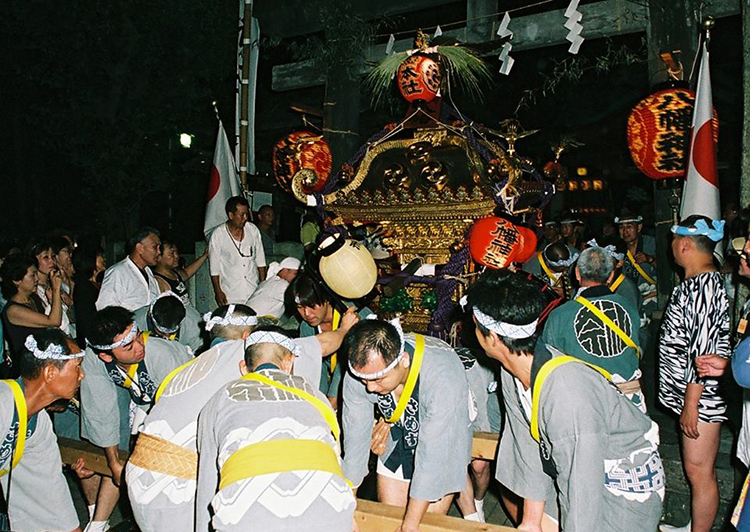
[0,329,86,532]
[196,327,356,532]
[126,305,359,532]
[467,269,664,532]
[341,319,472,532]
[80,305,192,532]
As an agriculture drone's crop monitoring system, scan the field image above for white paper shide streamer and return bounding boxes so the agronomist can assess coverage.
[564,0,584,54]
[496,12,514,75]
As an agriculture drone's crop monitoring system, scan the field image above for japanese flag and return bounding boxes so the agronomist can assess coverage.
[204,120,242,237]
[680,41,720,222]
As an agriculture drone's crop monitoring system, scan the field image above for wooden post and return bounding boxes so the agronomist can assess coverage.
[238,0,254,190]
[465,0,498,43]
[742,0,750,208]
[646,0,699,309]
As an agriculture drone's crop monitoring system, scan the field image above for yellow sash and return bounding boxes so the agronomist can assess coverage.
[385,334,425,424]
[219,439,345,490]
[538,252,561,286]
[242,372,340,441]
[530,356,611,442]
[154,357,200,402]
[575,296,641,358]
[329,309,341,374]
[0,380,27,476]
[610,273,625,291]
[219,371,349,490]
[626,250,656,286]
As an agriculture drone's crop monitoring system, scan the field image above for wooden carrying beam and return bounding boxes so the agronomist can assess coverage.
[60,436,507,530]
[58,437,128,477]
[59,432,500,476]
[355,499,514,532]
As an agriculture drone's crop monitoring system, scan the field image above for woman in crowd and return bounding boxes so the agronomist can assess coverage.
[73,242,107,349]
[51,236,76,301]
[0,254,63,376]
[28,239,74,336]
[152,237,208,304]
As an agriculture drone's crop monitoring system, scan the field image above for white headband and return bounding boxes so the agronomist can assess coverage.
[203,305,259,332]
[88,322,139,351]
[614,215,642,224]
[585,239,624,261]
[544,245,579,268]
[24,335,84,360]
[245,331,301,357]
[349,317,407,380]
[473,306,539,339]
[149,291,185,335]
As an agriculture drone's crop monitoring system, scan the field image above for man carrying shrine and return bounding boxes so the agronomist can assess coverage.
[466,269,664,532]
[615,209,657,329]
[79,306,193,531]
[289,271,373,410]
[540,245,644,410]
[0,329,86,532]
[195,327,356,532]
[340,318,473,532]
[126,305,359,532]
[523,241,577,299]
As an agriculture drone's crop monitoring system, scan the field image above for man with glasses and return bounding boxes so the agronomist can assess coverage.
[209,196,267,306]
[96,227,162,312]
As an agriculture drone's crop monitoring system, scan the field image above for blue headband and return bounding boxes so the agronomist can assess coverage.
[671,219,724,242]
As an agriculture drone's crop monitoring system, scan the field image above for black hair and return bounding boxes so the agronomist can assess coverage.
[542,241,571,265]
[258,204,274,214]
[243,325,293,369]
[285,271,331,312]
[206,303,257,339]
[26,239,52,266]
[128,227,160,253]
[0,254,36,299]
[225,196,249,215]
[466,269,548,354]
[89,306,135,353]
[73,242,103,281]
[341,320,401,370]
[49,236,71,256]
[19,328,72,379]
[151,295,186,333]
[676,214,717,255]
[160,237,178,251]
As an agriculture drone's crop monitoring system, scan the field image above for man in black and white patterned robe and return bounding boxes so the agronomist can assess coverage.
[658,215,730,532]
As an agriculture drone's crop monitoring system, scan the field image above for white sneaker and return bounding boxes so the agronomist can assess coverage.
[659,521,691,532]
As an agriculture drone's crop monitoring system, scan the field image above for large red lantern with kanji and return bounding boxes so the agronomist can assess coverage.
[469,217,529,269]
[272,131,333,193]
[627,88,718,180]
[397,54,441,103]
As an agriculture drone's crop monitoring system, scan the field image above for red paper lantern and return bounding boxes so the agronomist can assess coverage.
[469,217,525,269]
[627,88,718,180]
[397,54,441,103]
[515,226,538,264]
[272,131,333,193]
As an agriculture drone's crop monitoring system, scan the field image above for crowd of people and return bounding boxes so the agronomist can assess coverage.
[0,196,749,532]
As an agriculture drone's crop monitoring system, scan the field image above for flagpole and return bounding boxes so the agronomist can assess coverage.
[238,0,253,191]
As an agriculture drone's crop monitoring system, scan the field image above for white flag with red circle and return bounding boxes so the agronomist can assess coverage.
[680,41,720,221]
[204,120,242,237]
